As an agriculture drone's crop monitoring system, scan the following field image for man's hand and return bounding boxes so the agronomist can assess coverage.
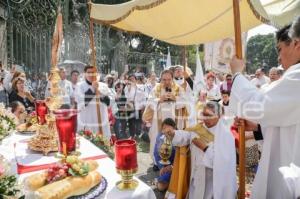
[160,165,172,176]
[25,92,35,103]
[234,117,258,131]
[92,81,99,91]
[166,93,176,101]
[192,137,208,151]
[230,56,245,74]
[159,94,168,103]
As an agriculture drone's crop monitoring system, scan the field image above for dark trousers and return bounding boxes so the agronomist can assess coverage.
[114,118,128,139]
[127,110,143,138]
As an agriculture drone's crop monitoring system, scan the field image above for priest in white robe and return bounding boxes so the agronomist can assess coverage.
[74,66,112,138]
[163,101,236,199]
[172,65,197,126]
[229,20,300,199]
[143,69,189,162]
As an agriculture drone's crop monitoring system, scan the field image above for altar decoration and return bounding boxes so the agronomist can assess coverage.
[79,130,114,158]
[16,111,38,133]
[24,155,105,199]
[35,100,48,125]
[28,125,58,155]
[0,103,17,141]
[115,139,138,190]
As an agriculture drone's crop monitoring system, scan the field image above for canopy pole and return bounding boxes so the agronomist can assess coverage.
[88,1,96,66]
[88,0,103,135]
[232,0,246,198]
[184,46,187,72]
[181,46,187,71]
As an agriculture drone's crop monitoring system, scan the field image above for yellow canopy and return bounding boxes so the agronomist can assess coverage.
[90,0,300,45]
[90,0,263,45]
[249,0,300,28]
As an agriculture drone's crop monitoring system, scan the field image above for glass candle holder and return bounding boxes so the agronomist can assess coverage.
[115,139,138,190]
[53,109,77,156]
[35,100,48,125]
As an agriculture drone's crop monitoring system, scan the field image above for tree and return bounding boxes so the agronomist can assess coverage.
[246,33,278,74]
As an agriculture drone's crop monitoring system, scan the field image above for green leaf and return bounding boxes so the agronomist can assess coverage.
[68,168,78,177]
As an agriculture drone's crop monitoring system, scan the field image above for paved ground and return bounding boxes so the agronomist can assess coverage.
[135,138,165,199]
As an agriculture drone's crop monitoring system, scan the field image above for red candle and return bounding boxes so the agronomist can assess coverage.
[53,109,77,154]
[115,139,138,170]
[35,100,48,125]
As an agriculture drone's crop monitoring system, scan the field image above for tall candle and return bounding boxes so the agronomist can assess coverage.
[35,100,48,125]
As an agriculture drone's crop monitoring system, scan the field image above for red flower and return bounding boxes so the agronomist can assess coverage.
[84,130,92,136]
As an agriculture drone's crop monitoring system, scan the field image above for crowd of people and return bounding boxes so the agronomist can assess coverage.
[0,15,299,199]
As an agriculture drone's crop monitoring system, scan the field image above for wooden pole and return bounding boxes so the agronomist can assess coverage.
[181,46,187,71]
[184,46,187,72]
[88,2,96,67]
[232,0,246,198]
[88,0,103,135]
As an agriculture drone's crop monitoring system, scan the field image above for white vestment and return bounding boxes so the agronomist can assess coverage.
[172,118,236,199]
[174,79,197,127]
[145,84,187,161]
[250,75,270,88]
[229,63,300,199]
[206,84,221,101]
[74,81,112,138]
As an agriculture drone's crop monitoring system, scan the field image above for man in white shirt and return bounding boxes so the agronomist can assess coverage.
[261,67,283,90]
[205,72,221,101]
[145,72,158,98]
[124,74,147,138]
[229,20,300,199]
[250,68,270,88]
[70,70,79,92]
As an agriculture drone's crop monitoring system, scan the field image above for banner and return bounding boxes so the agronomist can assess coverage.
[204,33,247,74]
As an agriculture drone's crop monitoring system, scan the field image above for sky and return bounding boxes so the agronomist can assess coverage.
[247,24,278,40]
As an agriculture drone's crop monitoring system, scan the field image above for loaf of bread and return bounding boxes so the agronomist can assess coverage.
[25,160,99,191]
[34,170,102,199]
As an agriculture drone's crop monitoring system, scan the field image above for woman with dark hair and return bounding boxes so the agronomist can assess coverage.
[9,77,35,112]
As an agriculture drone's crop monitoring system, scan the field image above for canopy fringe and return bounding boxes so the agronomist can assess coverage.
[91,0,168,25]
[246,0,270,24]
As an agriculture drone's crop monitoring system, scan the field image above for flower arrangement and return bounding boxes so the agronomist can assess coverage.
[0,103,17,141]
[79,130,115,158]
[0,155,24,198]
[46,156,90,184]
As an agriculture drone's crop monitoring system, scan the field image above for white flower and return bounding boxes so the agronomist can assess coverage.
[1,120,9,130]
